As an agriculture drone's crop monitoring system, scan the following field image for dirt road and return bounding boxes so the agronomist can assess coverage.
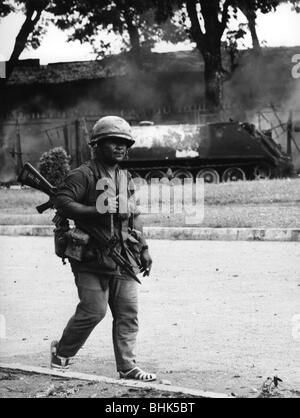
[0,237,300,397]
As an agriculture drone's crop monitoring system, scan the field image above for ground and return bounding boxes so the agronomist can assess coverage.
[0,369,194,399]
[0,237,300,398]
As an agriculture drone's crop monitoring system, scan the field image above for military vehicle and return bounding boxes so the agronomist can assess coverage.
[120,121,293,183]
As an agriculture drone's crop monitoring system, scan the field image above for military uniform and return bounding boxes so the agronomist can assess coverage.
[51,116,155,381]
[54,158,141,372]
[51,116,156,381]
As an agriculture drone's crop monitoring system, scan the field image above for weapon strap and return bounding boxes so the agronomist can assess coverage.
[83,159,134,236]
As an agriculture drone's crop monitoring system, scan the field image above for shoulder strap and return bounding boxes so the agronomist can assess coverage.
[83,160,134,229]
[126,170,135,230]
[83,160,102,181]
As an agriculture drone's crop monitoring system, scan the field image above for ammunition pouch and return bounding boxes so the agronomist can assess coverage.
[54,225,70,262]
[95,245,120,271]
[64,228,91,262]
[55,222,146,275]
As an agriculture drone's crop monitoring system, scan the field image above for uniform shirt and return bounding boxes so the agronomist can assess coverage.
[56,159,140,276]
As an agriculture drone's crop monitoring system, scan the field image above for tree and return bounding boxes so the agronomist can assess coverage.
[158,0,300,108]
[236,1,262,51]
[49,0,186,64]
[169,0,235,109]
[0,0,51,82]
[234,1,280,52]
[225,24,248,73]
[0,1,14,17]
[49,0,152,63]
[236,0,300,52]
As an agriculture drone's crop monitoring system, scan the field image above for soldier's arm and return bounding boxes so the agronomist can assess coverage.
[127,173,148,246]
[55,169,100,221]
[132,213,147,246]
[127,175,152,275]
[134,213,152,276]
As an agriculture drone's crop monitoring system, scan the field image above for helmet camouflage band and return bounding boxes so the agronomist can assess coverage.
[90,116,135,148]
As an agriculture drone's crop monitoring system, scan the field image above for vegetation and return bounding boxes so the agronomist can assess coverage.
[0,0,51,81]
[38,147,70,187]
[1,0,300,107]
[1,178,299,228]
[49,0,186,63]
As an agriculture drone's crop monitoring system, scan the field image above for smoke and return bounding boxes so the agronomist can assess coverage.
[281,80,300,172]
[1,48,300,179]
[0,147,16,183]
[0,122,17,183]
[223,47,300,170]
[223,48,295,113]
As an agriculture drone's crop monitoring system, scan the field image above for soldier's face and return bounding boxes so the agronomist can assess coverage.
[95,138,128,164]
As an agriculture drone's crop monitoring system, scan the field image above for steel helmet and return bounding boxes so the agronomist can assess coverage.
[90,116,135,148]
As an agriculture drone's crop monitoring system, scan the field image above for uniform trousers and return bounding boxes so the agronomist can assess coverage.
[57,271,138,372]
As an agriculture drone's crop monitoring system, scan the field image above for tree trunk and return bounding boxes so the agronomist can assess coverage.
[6,8,42,80]
[248,16,260,52]
[127,24,142,65]
[239,6,261,52]
[203,50,223,110]
[0,3,44,116]
[122,7,142,67]
[0,1,46,85]
[186,0,225,110]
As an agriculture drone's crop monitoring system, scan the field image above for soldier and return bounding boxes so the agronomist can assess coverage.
[50,116,156,381]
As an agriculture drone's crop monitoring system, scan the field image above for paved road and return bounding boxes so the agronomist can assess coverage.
[0,237,300,397]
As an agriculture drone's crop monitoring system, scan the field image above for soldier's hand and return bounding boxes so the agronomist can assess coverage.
[107,196,118,213]
[140,249,153,277]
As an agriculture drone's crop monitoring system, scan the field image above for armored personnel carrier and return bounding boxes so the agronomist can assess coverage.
[121,121,292,183]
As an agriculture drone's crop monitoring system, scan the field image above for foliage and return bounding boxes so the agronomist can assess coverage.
[1,0,300,102]
[38,147,71,187]
[0,1,52,81]
[27,14,50,50]
[154,0,300,107]
[49,0,187,58]
[224,24,248,73]
[0,0,14,17]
